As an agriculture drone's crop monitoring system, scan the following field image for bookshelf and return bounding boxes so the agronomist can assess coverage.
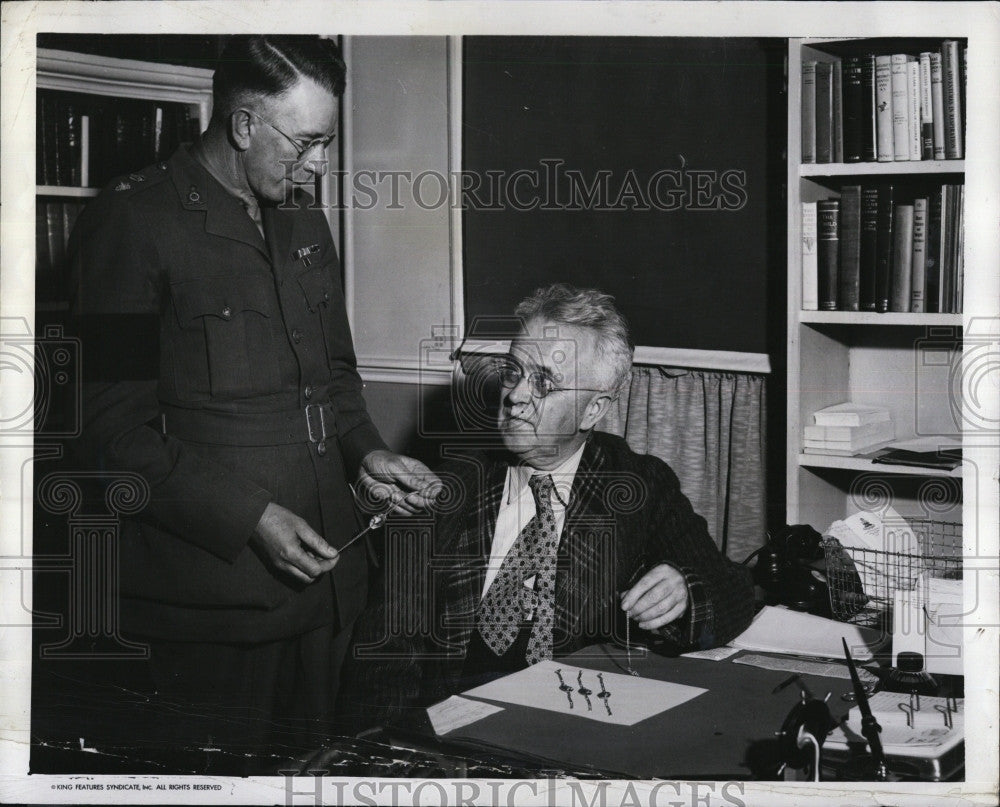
[787,38,965,532]
[35,48,213,310]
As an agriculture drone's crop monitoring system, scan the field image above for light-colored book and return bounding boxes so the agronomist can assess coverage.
[908,58,921,161]
[890,54,911,160]
[804,419,895,444]
[813,402,891,426]
[801,201,818,310]
[874,55,894,162]
[731,605,886,661]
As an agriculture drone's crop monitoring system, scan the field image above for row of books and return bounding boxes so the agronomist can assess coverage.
[804,403,894,455]
[37,90,200,188]
[802,184,964,314]
[36,200,84,302]
[801,40,965,163]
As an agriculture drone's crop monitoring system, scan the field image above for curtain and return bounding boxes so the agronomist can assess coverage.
[599,366,766,562]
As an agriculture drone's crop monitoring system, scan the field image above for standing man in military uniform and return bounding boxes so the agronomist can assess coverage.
[71,36,439,765]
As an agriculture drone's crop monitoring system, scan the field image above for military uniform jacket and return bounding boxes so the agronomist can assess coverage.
[344,431,755,721]
[71,146,387,643]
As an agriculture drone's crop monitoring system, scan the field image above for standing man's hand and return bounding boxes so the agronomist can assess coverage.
[357,450,443,515]
[250,502,339,583]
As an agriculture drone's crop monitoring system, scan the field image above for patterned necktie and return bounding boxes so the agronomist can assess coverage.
[477,473,560,664]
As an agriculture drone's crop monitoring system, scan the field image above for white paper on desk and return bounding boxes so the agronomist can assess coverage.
[681,645,740,661]
[427,695,505,736]
[730,605,885,660]
[460,660,706,727]
[825,506,922,597]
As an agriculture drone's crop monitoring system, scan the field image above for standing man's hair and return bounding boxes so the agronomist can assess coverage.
[212,35,346,123]
[514,283,634,395]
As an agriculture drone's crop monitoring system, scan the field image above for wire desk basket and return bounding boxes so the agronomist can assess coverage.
[822,519,962,629]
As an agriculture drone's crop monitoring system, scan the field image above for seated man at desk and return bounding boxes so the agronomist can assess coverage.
[341,284,754,727]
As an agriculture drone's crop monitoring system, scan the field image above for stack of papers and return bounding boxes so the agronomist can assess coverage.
[825,506,923,600]
[730,605,886,660]
[827,692,963,756]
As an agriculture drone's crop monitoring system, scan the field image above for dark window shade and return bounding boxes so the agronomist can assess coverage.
[462,37,783,353]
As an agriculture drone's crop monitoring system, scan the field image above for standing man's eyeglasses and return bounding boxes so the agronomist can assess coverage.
[245,109,337,160]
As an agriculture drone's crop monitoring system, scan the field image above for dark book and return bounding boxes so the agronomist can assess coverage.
[817,199,840,310]
[940,184,954,313]
[890,204,914,312]
[872,446,961,471]
[861,54,877,162]
[61,99,82,186]
[951,184,964,313]
[874,184,895,312]
[859,186,880,311]
[910,197,928,313]
[815,61,834,163]
[37,93,51,184]
[802,62,817,163]
[842,57,865,162]
[35,201,51,279]
[838,185,862,310]
[925,185,944,313]
[44,201,65,284]
[919,53,934,160]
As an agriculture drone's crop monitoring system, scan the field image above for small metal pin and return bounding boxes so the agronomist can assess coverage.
[910,691,921,712]
[935,704,953,729]
[898,701,914,728]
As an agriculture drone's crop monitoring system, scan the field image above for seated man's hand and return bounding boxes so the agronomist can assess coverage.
[251,502,339,584]
[620,563,689,630]
[357,450,443,515]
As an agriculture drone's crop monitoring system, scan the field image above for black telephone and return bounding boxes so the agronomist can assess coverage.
[744,525,831,616]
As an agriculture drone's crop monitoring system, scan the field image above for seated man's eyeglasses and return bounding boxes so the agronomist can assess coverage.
[494,359,609,399]
[245,109,337,161]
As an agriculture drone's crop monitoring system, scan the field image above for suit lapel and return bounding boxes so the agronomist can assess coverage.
[555,437,612,644]
[443,458,506,652]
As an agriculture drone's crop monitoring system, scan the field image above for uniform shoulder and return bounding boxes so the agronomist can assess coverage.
[99,162,173,202]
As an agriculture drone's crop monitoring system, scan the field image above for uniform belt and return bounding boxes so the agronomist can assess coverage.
[160,402,337,450]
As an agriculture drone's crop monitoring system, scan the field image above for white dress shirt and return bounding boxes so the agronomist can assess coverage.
[480,443,587,599]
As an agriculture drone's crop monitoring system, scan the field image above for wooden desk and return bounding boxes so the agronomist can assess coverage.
[386,645,863,779]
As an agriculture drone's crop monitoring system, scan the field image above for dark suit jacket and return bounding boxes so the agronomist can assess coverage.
[70,146,386,643]
[342,431,754,726]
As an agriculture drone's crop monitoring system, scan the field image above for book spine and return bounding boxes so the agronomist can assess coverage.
[960,46,967,157]
[45,201,65,277]
[838,185,862,311]
[842,57,864,162]
[861,54,877,162]
[817,199,840,310]
[930,52,946,160]
[919,52,934,160]
[80,114,90,188]
[859,186,880,311]
[940,185,954,313]
[833,58,844,163]
[910,197,928,313]
[890,204,914,312]
[874,184,895,312]
[890,54,911,160]
[953,184,964,313]
[941,40,964,159]
[815,62,834,163]
[874,55,895,162]
[801,62,816,163]
[908,59,921,161]
[38,93,52,185]
[801,201,819,311]
[924,185,944,313]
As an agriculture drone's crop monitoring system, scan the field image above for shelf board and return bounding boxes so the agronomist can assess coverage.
[800,161,964,177]
[799,311,962,326]
[37,185,100,198]
[797,453,962,478]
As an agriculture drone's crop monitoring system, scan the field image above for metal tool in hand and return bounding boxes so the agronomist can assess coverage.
[340,488,397,554]
[842,636,889,781]
[621,561,648,677]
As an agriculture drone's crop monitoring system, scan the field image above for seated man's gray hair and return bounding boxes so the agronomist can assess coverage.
[514,283,634,395]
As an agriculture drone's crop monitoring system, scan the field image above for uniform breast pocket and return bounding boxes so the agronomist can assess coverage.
[295,265,337,372]
[169,276,283,400]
